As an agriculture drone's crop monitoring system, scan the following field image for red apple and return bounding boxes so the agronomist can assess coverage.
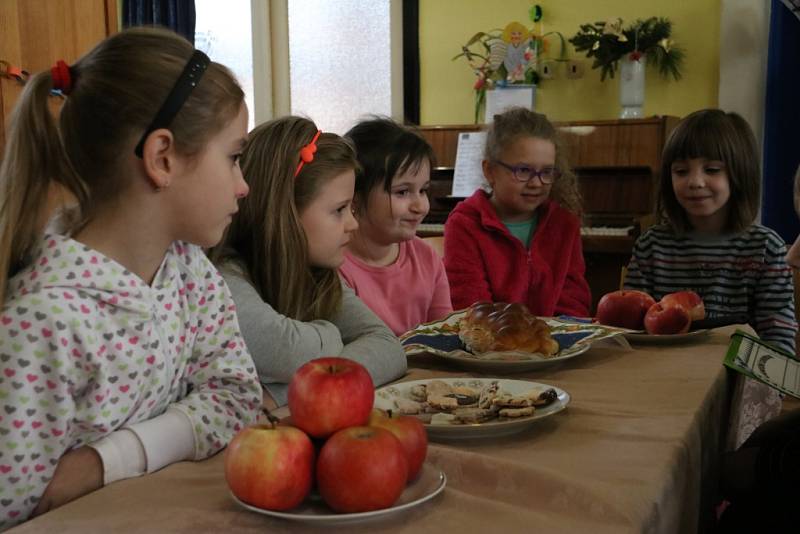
[288,357,375,438]
[369,409,428,481]
[316,426,409,513]
[596,290,656,329]
[224,422,314,511]
[644,302,691,335]
[660,291,706,320]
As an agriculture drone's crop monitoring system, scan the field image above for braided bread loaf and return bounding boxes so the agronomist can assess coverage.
[458,302,559,356]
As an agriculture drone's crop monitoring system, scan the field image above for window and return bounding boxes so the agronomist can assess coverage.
[288,0,400,133]
[195,0,255,130]
[194,0,402,132]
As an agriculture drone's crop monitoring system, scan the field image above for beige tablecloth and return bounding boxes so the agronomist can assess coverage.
[13,327,747,534]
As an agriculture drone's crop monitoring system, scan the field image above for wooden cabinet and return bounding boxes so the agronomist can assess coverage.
[1,0,117,222]
[417,116,679,313]
[0,0,118,149]
[558,117,679,169]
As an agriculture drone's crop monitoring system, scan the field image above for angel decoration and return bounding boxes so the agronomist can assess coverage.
[454,6,566,122]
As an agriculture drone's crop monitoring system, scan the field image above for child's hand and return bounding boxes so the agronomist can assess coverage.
[32,446,103,517]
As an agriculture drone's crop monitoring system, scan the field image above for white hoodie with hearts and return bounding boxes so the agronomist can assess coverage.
[0,234,261,528]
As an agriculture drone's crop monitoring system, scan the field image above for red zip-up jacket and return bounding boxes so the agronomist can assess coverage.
[443,189,591,317]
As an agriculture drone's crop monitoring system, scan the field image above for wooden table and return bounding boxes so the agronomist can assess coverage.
[13,327,743,534]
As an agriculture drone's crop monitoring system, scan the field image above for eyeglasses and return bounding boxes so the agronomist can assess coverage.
[493,160,561,184]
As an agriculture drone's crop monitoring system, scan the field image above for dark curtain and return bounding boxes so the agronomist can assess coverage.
[762,0,800,242]
[122,0,196,45]
[402,0,420,125]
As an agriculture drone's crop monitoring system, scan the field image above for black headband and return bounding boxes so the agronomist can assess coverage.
[134,50,211,158]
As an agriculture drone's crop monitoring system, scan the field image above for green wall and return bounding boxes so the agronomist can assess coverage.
[419,0,721,124]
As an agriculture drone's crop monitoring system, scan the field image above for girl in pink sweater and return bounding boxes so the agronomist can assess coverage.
[340,118,452,335]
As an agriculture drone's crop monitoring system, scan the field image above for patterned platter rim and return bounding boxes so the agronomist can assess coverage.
[401,310,625,371]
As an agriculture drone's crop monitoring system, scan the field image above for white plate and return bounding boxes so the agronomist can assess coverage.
[231,462,446,525]
[437,343,591,373]
[375,378,570,440]
[624,329,710,344]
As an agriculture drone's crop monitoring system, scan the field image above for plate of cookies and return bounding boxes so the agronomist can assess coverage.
[400,302,625,373]
[375,378,570,439]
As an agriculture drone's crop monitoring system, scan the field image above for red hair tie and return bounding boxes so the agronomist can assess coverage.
[51,60,72,95]
[294,130,322,177]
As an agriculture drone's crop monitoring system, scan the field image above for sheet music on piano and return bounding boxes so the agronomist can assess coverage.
[451,131,488,197]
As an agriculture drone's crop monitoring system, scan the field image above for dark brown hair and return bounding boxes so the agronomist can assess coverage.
[657,109,760,233]
[345,117,434,213]
[0,27,243,305]
[484,107,581,214]
[211,117,359,321]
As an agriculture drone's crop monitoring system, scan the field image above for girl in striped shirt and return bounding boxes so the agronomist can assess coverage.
[625,109,797,446]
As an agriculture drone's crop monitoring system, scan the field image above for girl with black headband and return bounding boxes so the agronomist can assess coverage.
[0,28,261,527]
[210,116,407,409]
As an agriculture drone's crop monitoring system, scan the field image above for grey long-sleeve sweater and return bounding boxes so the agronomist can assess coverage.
[221,265,408,405]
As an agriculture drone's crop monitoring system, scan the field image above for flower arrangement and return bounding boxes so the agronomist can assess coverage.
[569,17,684,81]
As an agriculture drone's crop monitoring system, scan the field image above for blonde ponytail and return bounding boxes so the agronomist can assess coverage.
[0,72,87,305]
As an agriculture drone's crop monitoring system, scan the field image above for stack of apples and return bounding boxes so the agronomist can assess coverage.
[224,357,428,514]
[596,289,705,334]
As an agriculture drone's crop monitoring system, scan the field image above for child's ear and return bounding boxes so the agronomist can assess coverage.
[482,160,497,188]
[140,128,178,191]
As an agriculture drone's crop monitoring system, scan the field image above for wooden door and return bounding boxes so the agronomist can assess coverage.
[0,0,118,148]
[1,0,117,222]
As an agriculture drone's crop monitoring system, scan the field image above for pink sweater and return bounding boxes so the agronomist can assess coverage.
[340,238,453,335]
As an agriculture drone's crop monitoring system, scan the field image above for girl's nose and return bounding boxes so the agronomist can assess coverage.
[525,172,546,187]
[345,207,359,232]
[235,175,250,199]
[687,168,706,188]
[786,233,800,269]
[410,193,429,214]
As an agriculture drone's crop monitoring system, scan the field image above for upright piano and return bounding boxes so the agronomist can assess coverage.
[417,116,680,313]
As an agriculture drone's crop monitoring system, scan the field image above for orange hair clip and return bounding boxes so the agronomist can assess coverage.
[294,130,322,177]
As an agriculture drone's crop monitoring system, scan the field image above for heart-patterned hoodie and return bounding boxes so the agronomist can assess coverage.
[0,234,261,528]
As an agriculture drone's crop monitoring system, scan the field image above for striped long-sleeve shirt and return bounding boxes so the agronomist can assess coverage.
[625,223,797,354]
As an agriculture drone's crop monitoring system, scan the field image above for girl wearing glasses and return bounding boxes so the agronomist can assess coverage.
[444,107,590,317]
